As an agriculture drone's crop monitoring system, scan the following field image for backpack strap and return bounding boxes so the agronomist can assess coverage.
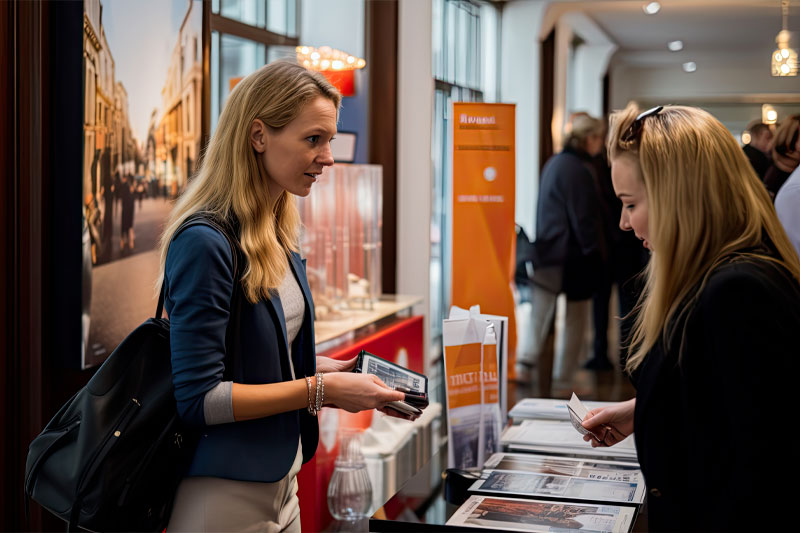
[155,213,240,319]
[156,213,244,381]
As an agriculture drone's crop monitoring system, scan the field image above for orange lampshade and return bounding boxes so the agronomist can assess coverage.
[321,69,355,97]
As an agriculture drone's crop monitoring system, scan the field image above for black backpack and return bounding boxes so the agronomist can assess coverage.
[24,214,241,532]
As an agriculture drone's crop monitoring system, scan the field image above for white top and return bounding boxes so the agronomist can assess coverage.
[775,166,800,261]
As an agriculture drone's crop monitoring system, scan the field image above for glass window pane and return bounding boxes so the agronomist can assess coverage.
[266,0,287,35]
[220,0,265,27]
[286,0,297,37]
[446,1,456,83]
[211,31,220,132]
[432,0,444,80]
[212,0,220,14]
[267,45,296,64]
[219,34,266,113]
[456,5,468,86]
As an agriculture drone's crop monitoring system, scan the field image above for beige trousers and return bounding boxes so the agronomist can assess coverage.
[167,442,303,532]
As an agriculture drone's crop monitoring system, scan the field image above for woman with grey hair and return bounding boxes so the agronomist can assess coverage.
[519,113,606,395]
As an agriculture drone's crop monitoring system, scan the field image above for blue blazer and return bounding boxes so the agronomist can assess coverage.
[164,224,318,482]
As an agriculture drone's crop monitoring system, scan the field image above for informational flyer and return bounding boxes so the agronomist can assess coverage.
[483,453,644,484]
[470,470,645,505]
[501,420,638,461]
[443,311,502,469]
[446,495,636,532]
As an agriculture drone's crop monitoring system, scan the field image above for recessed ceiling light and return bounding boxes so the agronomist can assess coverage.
[668,40,684,52]
[682,61,697,73]
[643,2,661,15]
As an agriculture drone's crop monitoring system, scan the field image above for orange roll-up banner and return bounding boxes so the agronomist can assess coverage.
[451,102,516,379]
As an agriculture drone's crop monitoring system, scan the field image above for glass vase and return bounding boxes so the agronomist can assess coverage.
[327,430,373,521]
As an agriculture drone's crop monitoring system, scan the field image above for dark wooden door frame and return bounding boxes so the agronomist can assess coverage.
[366,0,398,295]
[3,1,46,529]
[539,28,555,174]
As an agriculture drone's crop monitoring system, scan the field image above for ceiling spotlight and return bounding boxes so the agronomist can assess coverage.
[643,2,661,15]
[682,61,697,73]
[668,40,684,52]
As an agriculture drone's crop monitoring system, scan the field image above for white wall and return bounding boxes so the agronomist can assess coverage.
[555,11,616,151]
[397,0,434,365]
[300,0,364,57]
[500,0,551,239]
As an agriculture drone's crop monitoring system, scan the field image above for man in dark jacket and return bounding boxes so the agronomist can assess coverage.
[521,115,606,394]
[742,121,772,181]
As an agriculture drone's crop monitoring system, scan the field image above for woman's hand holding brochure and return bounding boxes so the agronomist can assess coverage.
[579,397,636,448]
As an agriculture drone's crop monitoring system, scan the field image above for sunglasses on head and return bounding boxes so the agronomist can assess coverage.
[621,106,663,143]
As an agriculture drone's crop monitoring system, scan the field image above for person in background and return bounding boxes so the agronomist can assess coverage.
[119,174,135,253]
[159,62,407,532]
[741,121,773,181]
[521,114,606,395]
[581,104,800,531]
[764,114,800,199]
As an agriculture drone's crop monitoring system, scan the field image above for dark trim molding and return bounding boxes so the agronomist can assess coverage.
[0,0,15,525]
[539,28,555,174]
[366,0,398,294]
[6,0,46,529]
[209,13,300,46]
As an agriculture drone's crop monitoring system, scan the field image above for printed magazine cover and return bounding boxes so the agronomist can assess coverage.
[483,453,643,483]
[446,495,636,532]
[470,470,645,504]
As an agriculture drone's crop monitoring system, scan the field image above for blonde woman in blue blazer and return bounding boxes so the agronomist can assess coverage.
[157,62,405,532]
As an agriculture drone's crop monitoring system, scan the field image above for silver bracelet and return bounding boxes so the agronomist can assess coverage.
[306,376,316,416]
[315,372,322,413]
[315,372,324,412]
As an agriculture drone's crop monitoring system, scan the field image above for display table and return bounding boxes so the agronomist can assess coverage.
[315,294,422,349]
[367,445,649,532]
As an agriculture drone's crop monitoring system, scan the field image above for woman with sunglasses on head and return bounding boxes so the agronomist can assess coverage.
[580,104,800,531]
[158,62,407,532]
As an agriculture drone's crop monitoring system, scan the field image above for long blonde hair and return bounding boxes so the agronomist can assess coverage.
[157,62,341,303]
[607,104,800,372]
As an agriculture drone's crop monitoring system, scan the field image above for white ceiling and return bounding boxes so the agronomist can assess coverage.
[559,0,794,67]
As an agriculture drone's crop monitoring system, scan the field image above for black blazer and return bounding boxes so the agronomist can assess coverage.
[532,148,604,299]
[165,224,318,483]
[633,258,800,531]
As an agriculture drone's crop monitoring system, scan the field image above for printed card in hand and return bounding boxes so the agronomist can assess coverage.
[567,393,602,443]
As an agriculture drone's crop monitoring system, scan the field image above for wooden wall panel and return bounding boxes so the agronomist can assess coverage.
[366,0,398,294]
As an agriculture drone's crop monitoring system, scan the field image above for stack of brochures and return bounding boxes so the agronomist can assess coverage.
[501,419,638,461]
[509,398,617,422]
[469,452,645,505]
[446,494,637,532]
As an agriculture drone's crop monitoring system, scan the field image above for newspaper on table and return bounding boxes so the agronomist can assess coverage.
[483,452,643,483]
[470,470,645,505]
[509,397,616,422]
[446,495,637,532]
[443,306,504,469]
[501,420,638,462]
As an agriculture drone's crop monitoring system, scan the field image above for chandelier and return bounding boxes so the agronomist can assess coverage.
[772,1,798,76]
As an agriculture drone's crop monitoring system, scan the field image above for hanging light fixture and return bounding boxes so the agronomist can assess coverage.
[296,46,366,97]
[772,1,798,76]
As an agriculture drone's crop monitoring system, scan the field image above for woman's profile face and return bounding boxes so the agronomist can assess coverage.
[251,95,337,199]
[612,154,650,250]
